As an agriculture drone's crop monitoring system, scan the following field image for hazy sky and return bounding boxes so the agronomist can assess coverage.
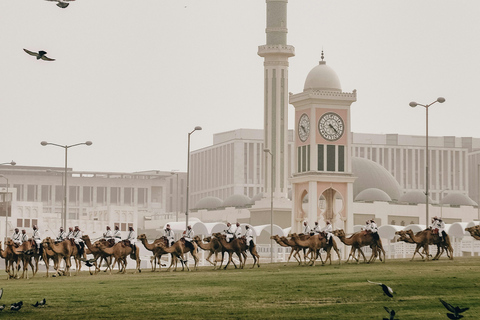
[1,1,479,173]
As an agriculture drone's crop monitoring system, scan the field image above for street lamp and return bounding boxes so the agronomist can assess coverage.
[185,126,202,230]
[263,148,274,264]
[0,175,10,241]
[409,97,445,225]
[171,170,179,222]
[41,140,92,229]
[0,161,16,166]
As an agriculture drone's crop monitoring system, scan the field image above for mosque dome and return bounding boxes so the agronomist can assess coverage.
[355,188,392,202]
[440,192,477,206]
[223,194,251,208]
[399,191,434,204]
[194,196,223,210]
[352,157,402,201]
[304,56,342,92]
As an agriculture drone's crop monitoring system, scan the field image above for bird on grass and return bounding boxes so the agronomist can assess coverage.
[23,49,55,61]
[39,298,46,306]
[367,280,394,298]
[0,288,3,300]
[10,301,22,311]
[0,305,4,311]
[439,299,469,319]
[383,306,398,320]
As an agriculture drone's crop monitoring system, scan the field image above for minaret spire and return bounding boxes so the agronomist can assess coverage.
[258,0,295,199]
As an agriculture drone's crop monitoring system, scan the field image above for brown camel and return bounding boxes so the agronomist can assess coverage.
[203,236,229,269]
[94,241,141,274]
[82,235,113,274]
[333,229,386,263]
[154,238,199,271]
[44,237,82,276]
[395,230,428,260]
[41,240,61,277]
[465,226,480,240]
[4,239,23,278]
[137,234,168,271]
[404,229,453,260]
[212,233,246,269]
[0,240,19,279]
[5,238,36,279]
[271,235,307,265]
[290,233,341,266]
[193,235,224,269]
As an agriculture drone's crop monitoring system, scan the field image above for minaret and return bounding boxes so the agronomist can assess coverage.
[258,0,295,199]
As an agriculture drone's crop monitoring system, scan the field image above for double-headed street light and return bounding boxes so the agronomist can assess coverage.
[41,140,92,229]
[185,126,202,230]
[263,148,274,263]
[409,97,445,225]
[0,161,16,166]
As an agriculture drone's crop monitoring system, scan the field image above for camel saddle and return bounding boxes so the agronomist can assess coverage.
[121,240,131,247]
[432,228,439,235]
[68,238,76,246]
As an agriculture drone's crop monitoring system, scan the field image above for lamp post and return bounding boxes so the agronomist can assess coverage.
[263,148,274,263]
[41,141,92,229]
[171,170,179,222]
[0,175,9,241]
[409,97,445,225]
[0,161,16,166]
[185,126,202,230]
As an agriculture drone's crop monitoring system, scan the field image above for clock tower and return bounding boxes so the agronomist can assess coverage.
[290,53,357,233]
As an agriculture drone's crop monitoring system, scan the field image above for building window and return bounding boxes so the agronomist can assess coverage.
[55,185,63,204]
[41,185,51,204]
[338,145,345,172]
[124,187,133,205]
[138,188,147,207]
[83,186,92,205]
[27,185,37,202]
[318,144,324,171]
[14,184,23,201]
[327,145,336,172]
[111,187,120,205]
[17,219,22,227]
[97,187,106,206]
[69,186,79,204]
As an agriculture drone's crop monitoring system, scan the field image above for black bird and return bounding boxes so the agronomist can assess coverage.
[85,261,94,267]
[383,306,398,320]
[23,49,55,61]
[367,280,394,298]
[0,305,4,311]
[10,301,22,311]
[439,299,469,319]
[38,298,46,306]
[0,288,3,299]
[32,301,39,307]
[44,0,71,8]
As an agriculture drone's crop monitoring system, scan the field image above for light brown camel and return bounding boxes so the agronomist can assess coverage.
[395,230,428,260]
[203,236,229,269]
[137,234,167,271]
[5,238,36,279]
[332,229,386,263]
[212,233,246,269]
[44,237,82,276]
[270,235,307,265]
[82,235,113,274]
[238,235,261,268]
[0,241,19,279]
[4,239,23,278]
[41,240,61,277]
[193,235,224,269]
[404,229,453,260]
[154,238,199,271]
[289,233,341,266]
[94,241,141,274]
[465,226,480,240]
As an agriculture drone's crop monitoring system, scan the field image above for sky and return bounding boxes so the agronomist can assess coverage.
[1,0,479,173]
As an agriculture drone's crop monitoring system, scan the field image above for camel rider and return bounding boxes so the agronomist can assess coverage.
[12,228,22,246]
[183,225,195,252]
[244,225,254,249]
[126,226,137,254]
[164,224,175,247]
[322,220,333,244]
[362,220,371,233]
[432,216,446,240]
[103,226,113,240]
[56,227,66,243]
[32,225,42,255]
[312,222,321,235]
[67,227,74,239]
[369,219,379,240]
[225,222,236,243]
[113,225,122,244]
[302,221,311,235]
[21,229,28,243]
[73,226,85,257]
[235,222,242,239]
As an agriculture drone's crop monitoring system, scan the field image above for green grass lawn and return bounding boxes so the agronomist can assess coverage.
[0,257,479,319]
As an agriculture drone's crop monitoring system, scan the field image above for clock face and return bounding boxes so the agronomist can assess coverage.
[318,112,344,141]
[298,113,310,142]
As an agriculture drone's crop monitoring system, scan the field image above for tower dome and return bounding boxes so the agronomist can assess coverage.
[304,53,342,92]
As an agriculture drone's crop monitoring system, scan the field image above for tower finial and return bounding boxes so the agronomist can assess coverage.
[321,50,324,61]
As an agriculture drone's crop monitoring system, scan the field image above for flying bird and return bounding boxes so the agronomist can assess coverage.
[23,49,55,61]
[367,280,394,298]
[439,299,469,319]
[383,306,398,320]
[45,0,73,8]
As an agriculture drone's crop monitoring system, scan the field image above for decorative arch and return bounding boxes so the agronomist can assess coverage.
[317,187,345,224]
[295,188,308,222]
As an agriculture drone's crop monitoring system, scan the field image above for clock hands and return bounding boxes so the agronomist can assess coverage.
[328,123,338,134]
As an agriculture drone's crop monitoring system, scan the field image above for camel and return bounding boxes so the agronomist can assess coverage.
[44,237,82,276]
[137,234,168,271]
[193,235,224,269]
[4,239,24,278]
[0,241,20,279]
[203,236,230,269]
[154,238,199,271]
[404,229,453,260]
[395,230,428,260]
[333,229,386,263]
[289,233,341,266]
[4,238,36,279]
[82,235,113,274]
[271,235,307,265]
[465,226,480,240]
[41,240,61,277]
[211,233,247,269]
[94,240,141,274]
